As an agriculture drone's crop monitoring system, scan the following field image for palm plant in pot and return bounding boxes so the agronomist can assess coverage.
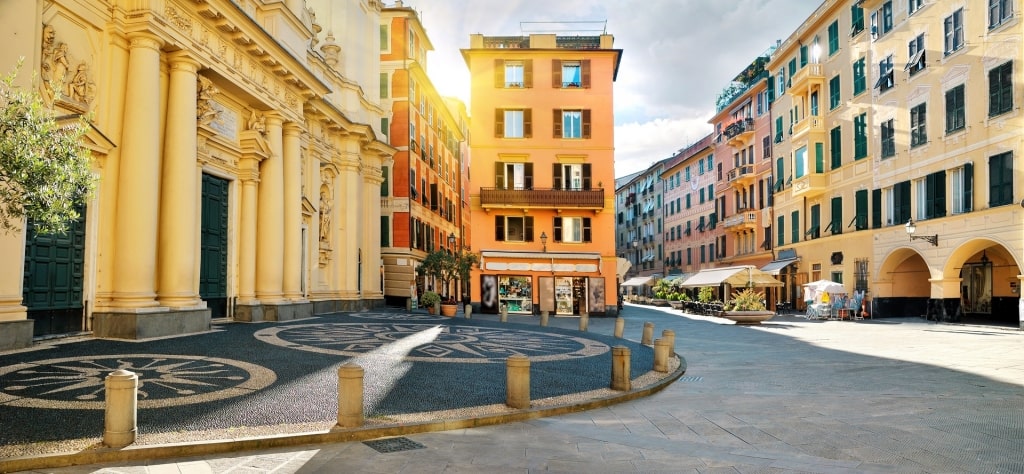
[417,249,480,317]
[720,288,774,325]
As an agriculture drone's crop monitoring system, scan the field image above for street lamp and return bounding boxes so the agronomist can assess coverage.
[905,219,938,246]
[448,232,456,249]
[540,231,548,252]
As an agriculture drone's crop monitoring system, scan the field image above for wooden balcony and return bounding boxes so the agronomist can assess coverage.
[480,188,605,210]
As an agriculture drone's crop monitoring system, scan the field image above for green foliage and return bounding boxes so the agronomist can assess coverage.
[0,64,94,235]
[419,290,440,307]
[653,278,673,299]
[697,286,714,303]
[417,249,480,302]
[724,288,767,311]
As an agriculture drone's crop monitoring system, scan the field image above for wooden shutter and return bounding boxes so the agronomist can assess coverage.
[830,197,842,234]
[581,59,591,88]
[494,109,504,137]
[871,188,882,228]
[495,162,505,189]
[553,217,563,242]
[523,108,532,138]
[495,215,505,241]
[583,217,592,242]
[582,109,591,138]
[494,59,504,88]
[524,59,533,88]
[553,164,563,190]
[553,109,563,138]
[525,216,534,242]
[963,162,973,212]
[552,59,561,87]
[582,164,592,190]
[524,163,534,190]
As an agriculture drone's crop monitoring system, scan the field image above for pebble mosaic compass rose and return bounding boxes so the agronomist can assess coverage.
[0,354,275,409]
[255,322,610,363]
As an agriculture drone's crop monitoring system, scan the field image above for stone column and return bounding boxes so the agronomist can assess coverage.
[282,123,303,301]
[256,114,285,303]
[339,152,361,298]
[237,163,260,304]
[361,162,384,300]
[110,33,164,309]
[157,53,201,308]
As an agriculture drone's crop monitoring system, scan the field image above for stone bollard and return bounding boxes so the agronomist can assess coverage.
[653,338,669,373]
[500,304,508,322]
[506,355,531,409]
[610,346,631,391]
[540,310,549,327]
[641,322,654,345]
[337,363,364,428]
[464,304,472,319]
[661,329,675,353]
[579,312,589,332]
[614,317,625,338]
[104,369,138,448]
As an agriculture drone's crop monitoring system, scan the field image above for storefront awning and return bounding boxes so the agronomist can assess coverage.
[679,266,783,288]
[759,258,799,275]
[621,276,655,287]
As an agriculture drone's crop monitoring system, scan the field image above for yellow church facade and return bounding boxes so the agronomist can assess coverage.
[0,0,394,350]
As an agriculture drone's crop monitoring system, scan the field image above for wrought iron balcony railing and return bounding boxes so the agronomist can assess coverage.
[479,187,605,208]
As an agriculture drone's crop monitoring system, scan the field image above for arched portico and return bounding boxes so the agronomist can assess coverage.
[874,246,932,318]
[937,239,1023,325]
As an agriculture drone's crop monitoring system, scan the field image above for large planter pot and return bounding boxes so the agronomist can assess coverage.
[668,300,684,310]
[440,303,458,317]
[652,299,669,307]
[720,310,775,325]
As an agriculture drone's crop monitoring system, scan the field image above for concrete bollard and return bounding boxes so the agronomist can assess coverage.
[579,312,589,332]
[464,304,472,319]
[661,329,675,353]
[500,304,508,322]
[103,369,138,448]
[540,310,549,327]
[614,317,625,338]
[506,355,531,409]
[337,363,364,428]
[653,338,669,373]
[610,346,631,391]
[641,322,654,345]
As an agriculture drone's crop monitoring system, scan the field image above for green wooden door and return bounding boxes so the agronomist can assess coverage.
[22,205,86,336]
[200,174,229,318]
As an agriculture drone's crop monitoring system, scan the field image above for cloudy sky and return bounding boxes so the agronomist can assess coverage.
[399,0,818,179]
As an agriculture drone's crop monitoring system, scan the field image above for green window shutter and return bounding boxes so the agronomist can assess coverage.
[830,126,842,169]
[495,215,505,241]
[380,166,389,196]
[815,142,824,173]
[855,189,868,230]
[777,215,785,247]
[831,197,842,235]
[871,188,882,229]
[963,162,973,212]
[380,72,388,98]
[380,216,390,247]
[791,210,800,244]
[810,204,820,239]
[767,75,776,103]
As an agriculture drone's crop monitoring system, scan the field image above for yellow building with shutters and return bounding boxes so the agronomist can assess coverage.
[0,0,394,350]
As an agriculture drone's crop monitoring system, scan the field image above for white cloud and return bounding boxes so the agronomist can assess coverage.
[614,114,713,179]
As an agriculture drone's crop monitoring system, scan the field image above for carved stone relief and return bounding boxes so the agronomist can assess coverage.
[40,23,95,111]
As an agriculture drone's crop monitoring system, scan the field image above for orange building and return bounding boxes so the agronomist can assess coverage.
[380,5,467,306]
[463,32,622,317]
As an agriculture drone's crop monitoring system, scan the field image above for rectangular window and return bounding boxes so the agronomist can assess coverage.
[989,61,1014,117]
[777,70,786,96]
[830,126,842,169]
[880,119,895,158]
[875,55,894,92]
[504,61,524,88]
[774,116,783,143]
[380,25,389,51]
[495,109,531,138]
[950,163,973,214]
[562,61,581,88]
[554,217,591,243]
[854,189,868,230]
[777,215,785,247]
[945,85,966,133]
[853,58,866,95]
[829,75,841,110]
[989,151,1014,207]
[909,0,924,15]
[921,171,947,219]
[791,210,800,244]
[944,9,965,55]
[910,103,927,147]
[851,5,865,35]
[890,180,911,226]
[494,162,533,190]
[795,146,807,179]
[854,113,868,159]
[808,204,820,239]
[800,45,808,68]
[990,0,1015,28]
[870,1,893,39]
[907,34,926,75]
[379,73,389,98]
[562,110,582,138]
[495,215,534,242]
[553,163,590,190]
[828,20,840,55]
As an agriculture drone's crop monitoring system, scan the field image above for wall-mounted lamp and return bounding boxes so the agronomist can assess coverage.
[905,219,938,246]
[448,232,457,249]
[540,231,548,252]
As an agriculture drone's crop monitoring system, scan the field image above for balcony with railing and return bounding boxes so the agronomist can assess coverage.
[723,211,758,232]
[789,62,824,94]
[724,118,756,147]
[726,164,757,187]
[791,173,828,198]
[792,115,825,141]
[479,187,605,209]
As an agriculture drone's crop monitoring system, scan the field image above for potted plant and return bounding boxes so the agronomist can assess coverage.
[652,279,672,307]
[419,290,441,314]
[417,249,480,317]
[720,288,774,325]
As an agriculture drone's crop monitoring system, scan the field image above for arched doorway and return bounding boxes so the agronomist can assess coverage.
[876,248,930,318]
[944,240,1021,326]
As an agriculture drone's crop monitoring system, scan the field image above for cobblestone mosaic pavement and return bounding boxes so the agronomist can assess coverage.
[0,310,653,456]
[16,304,1024,474]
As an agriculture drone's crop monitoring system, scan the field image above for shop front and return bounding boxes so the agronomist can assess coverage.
[474,250,613,316]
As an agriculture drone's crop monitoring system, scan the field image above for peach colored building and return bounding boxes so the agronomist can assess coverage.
[463,32,622,317]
